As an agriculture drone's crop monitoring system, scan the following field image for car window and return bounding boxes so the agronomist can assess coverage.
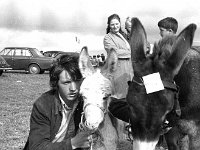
[22,49,32,56]
[7,49,14,56]
[0,49,5,55]
[0,48,12,55]
[14,49,32,56]
[34,48,44,57]
[15,49,22,56]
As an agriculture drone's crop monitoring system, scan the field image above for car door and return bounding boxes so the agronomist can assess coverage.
[12,48,32,70]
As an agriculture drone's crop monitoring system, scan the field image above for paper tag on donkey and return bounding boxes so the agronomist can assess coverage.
[142,72,164,94]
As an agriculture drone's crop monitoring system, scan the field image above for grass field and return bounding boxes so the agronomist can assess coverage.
[0,71,134,150]
[0,71,170,150]
[0,72,50,150]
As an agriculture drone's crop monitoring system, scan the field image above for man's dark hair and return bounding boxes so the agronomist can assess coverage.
[49,54,82,92]
[158,17,178,33]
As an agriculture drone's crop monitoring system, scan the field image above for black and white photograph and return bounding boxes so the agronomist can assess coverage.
[0,0,200,150]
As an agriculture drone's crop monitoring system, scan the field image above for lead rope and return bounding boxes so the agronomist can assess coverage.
[126,120,133,144]
[79,112,86,131]
[79,112,94,150]
[89,134,94,150]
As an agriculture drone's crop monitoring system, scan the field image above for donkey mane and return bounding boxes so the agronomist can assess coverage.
[153,36,176,59]
[134,35,178,82]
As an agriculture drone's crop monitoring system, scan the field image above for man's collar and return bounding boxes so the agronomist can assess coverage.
[58,93,73,110]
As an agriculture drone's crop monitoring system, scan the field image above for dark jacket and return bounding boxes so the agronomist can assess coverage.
[108,97,130,122]
[23,90,83,150]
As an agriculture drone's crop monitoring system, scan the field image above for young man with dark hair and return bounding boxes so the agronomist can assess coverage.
[157,17,180,150]
[158,17,178,38]
[23,55,97,150]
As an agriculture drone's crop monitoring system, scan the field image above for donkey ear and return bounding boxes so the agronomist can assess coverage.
[102,48,118,74]
[79,46,95,78]
[166,24,196,76]
[130,18,147,67]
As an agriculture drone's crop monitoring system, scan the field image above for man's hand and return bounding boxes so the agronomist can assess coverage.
[71,131,98,149]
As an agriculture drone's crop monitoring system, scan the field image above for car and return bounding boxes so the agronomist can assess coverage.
[43,51,64,58]
[54,52,79,60]
[0,47,56,74]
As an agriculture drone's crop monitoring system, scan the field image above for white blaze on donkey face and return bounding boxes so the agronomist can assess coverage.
[132,140,158,150]
[80,70,112,130]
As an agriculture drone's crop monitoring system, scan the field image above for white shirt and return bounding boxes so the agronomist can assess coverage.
[52,94,78,143]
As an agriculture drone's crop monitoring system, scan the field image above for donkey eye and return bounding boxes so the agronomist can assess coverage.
[103,95,108,100]
[103,97,108,100]
[103,93,111,100]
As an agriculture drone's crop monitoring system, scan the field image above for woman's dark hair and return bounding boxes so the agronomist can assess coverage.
[49,54,82,92]
[106,13,125,35]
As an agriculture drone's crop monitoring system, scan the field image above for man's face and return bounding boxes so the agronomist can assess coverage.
[159,27,174,38]
[58,70,81,101]
[109,18,121,34]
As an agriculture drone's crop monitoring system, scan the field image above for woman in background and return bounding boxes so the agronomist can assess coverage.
[103,14,133,100]
[103,14,134,141]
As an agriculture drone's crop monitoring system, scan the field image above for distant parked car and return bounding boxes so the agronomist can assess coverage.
[0,47,56,74]
[43,51,64,58]
[53,52,79,62]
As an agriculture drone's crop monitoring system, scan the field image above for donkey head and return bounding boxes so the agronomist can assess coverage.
[79,47,118,131]
[127,18,196,150]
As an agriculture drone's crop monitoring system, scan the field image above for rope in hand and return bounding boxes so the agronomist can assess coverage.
[89,134,94,150]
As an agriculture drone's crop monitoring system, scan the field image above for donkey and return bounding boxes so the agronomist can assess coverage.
[125,18,198,150]
[78,47,119,150]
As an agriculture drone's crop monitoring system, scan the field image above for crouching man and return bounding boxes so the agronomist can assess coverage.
[23,55,96,150]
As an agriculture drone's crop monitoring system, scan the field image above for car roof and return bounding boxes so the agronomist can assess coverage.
[55,52,79,58]
[44,51,64,53]
[4,47,36,49]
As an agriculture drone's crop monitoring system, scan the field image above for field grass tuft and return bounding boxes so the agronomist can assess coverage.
[1,72,163,150]
[0,72,49,149]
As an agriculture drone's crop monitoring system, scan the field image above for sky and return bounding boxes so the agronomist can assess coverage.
[0,0,200,55]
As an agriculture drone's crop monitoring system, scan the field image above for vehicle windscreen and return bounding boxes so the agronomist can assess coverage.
[34,49,44,57]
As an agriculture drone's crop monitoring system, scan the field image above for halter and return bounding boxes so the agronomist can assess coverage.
[132,75,178,91]
[83,103,107,114]
[132,75,179,93]
[79,100,108,132]
[79,102,107,150]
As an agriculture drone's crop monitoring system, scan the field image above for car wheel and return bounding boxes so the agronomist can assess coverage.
[0,70,3,76]
[29,64,40,74]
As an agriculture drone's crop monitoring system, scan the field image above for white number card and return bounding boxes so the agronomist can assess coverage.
[142,72,164,94]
